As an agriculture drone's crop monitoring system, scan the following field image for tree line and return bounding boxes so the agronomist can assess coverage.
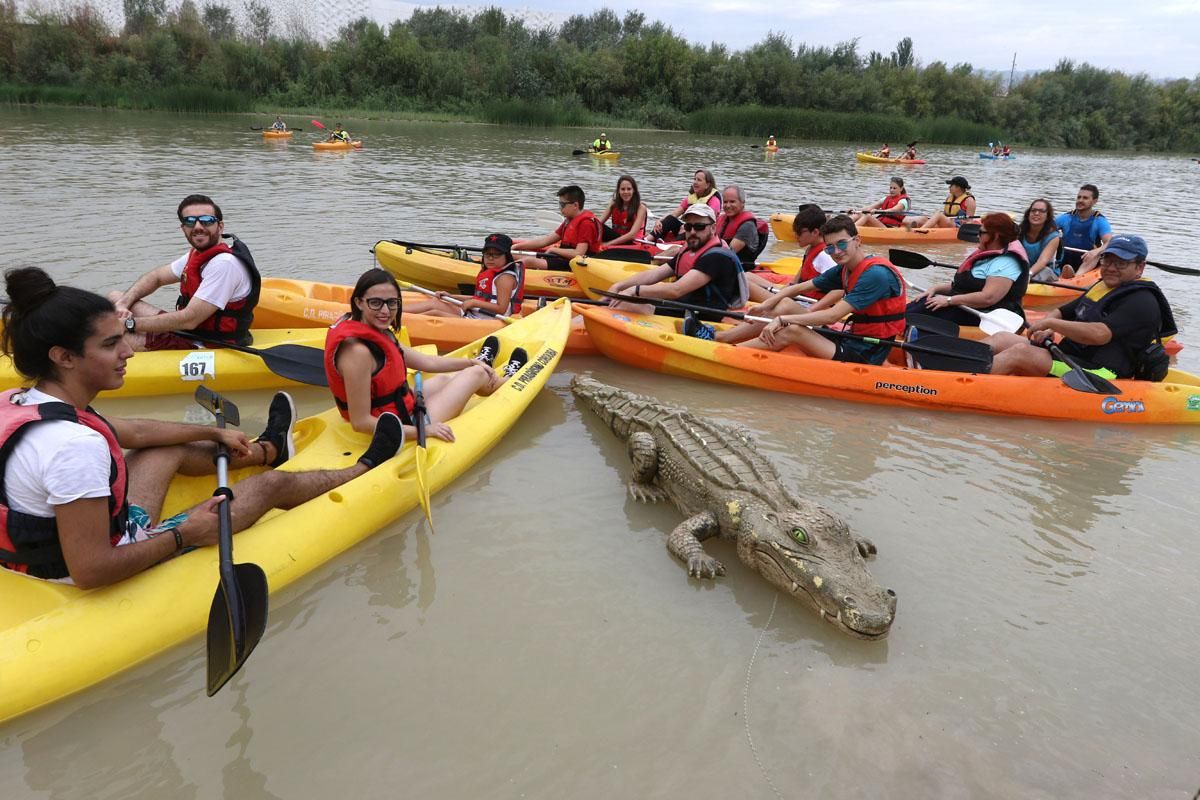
[1,2,1197,151]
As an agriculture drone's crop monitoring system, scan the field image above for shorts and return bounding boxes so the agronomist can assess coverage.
[1049,360,1117,380]
[118,504,190,546]
[143,331,205,351]
[818,330,892,365]
[541,253,572,271]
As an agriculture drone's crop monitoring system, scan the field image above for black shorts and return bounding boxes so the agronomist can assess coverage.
[541,253,572,271]
[817,330,892,365]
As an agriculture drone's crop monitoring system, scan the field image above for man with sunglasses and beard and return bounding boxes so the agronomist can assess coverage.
[111,194,260,351]
[736,215,907,364]
[605,203,747,326]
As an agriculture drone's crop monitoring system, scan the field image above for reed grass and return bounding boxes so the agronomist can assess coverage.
[0,84,253,113]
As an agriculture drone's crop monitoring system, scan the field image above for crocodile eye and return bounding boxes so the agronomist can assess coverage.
[790,527,809,545]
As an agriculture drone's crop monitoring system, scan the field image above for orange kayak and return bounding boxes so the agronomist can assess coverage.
[262,130,293,139]
[577,305,1200,425]
[253,278,595,355]
[313,139,361,151]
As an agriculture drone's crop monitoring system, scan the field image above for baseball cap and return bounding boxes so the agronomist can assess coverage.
[1100,234,1148,261]
[482,233,513,257]
[681,203,717,222]
[945,176,971,190]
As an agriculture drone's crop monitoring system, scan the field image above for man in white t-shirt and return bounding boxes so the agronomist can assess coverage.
[111,194,261,351]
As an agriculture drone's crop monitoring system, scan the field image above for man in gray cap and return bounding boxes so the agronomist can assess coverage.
[985,234,1177,380]
[606,203,747,325]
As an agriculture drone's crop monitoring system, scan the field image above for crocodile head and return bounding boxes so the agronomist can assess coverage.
[737,507,897,640]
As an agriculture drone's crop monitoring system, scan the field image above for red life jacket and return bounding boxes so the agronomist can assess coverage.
[556,210,602,250]
[324,316,416,424]
[0,389,128,580]
[474,260,525,310]
[715,211,771,267]
[842,256,907,338]
[175,235,261,345]
[876,192,909,227]
[798,245,827,300]
[674,235,723,277]
[950,240,1031,317]
[609,205,643,238]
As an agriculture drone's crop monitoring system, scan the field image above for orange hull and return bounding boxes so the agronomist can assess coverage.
[577,306,1200,425]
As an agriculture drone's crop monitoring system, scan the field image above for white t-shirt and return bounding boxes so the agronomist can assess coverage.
[811,250,837,274]
[4,389,112,519]
[170,251,253,309]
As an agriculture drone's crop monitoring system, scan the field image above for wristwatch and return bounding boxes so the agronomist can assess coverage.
[124,317,136,333]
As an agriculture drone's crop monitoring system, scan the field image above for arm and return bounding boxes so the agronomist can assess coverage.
[961,197,977,217]
[126,297,220,334]
[334,342,383,434]
[512,232,559,251]
[1078,231,1114,275]
[1028,317,1112,346]
[598,204,614,225]
[610,264,674,294]
[460,273,516,316]
[108,416,251,455]
[115,265,179,315]
[925,276,1013,310]
[771,298,858,329]
[606,205,648,247]
[1029,233,1061,275]
[639,268,713,301]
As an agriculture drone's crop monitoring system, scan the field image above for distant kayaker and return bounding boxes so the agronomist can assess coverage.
[907,176,976,230]
[718,204,838,344]
[591,133,612,152]
[112,194,260,351]
[598,175,649,246]
[328,123,351,143]
[513,184,602,271]
[723,215,906,364]
[1001,144,1011,157]
[651,169,722,241]
[877,143,891,158]
[0,267,406,588]
[850,177,910,229]
[991,143,1002,156]
[1056,184,1112,275]
[902,142,918,160]
[907,212,1030,325]
[270,116,287,131]
[715,185,768,270]
[985,234,1176,381]
[407,234,525,318]
[767,135,778,148]
[325,269,521,440]
[1018,199,1063,282]
[606,203,747,325]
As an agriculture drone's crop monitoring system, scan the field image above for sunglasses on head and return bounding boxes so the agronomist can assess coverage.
[682,222,712,232]
[180,214,220,227]
[823,239,853,255]
[364,297,400,311]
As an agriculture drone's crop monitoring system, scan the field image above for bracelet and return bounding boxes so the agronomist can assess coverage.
[634,285,640,297]
[173,528,184,552]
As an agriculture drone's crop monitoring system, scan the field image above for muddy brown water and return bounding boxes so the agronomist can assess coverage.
[1,109,1198,798]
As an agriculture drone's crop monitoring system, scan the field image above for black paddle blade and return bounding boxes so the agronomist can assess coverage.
[571,149,586,156]
[206,563,269,696]
[889,249,936,270]
[956,224,982,243]
[258,345,329,387]
[1046,343,1121,394]
[595,247,654,264]
[906,334,993,373]
[1147,259,1200,277]
[907,314,960,337]
[194,385,240,426]
[912,348,993,373]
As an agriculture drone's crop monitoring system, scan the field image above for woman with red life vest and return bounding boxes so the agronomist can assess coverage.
[112,194,261,351]
[735,215,907,365]
[405,234,526,319]
[0,268,404,588]
[850,177,910,228]
[325,270,523,441]
[651,169,722,241]
[598,175,649,246]
[719,204,839,344]
[907,212,1030,327]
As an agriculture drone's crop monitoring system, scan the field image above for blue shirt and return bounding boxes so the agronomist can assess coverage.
[970,253,1023,282]
[1055,211,1111,251]
[814,262,903,309]
[1021,230,1062,274]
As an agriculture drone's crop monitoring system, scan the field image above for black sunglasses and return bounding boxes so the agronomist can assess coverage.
[180,215,220,227]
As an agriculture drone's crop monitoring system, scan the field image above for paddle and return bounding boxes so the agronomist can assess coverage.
[572,149,587,156]
[1043,341,1121,394]
[310,119,325,130]
[412,372,434,531]
[393,279,515,323]
[1030,279,1087,291]
[1061,245,1199,276]
[173,332,328,387]
[194,386,268,697]
[889,248,1086,291]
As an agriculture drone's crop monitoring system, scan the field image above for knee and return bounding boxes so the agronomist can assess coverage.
[106,290,124,304]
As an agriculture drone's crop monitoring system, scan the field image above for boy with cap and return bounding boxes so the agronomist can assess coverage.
[406,233,525,318]
[907,177,977,229]
[606,203,747,322]
[985,234,1177,380]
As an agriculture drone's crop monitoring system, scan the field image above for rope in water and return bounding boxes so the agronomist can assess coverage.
[743,592,784,800]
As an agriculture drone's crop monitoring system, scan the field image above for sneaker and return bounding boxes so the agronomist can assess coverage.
[475,335,500,366]
[502,347,529,378]
[256,391,296,468]
[358,412,405,468]
[682,313,716,341]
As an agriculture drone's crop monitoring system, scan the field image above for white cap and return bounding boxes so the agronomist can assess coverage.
[682,203,716,222]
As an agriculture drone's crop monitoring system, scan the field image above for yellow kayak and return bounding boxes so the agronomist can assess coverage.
[374,239,589,298]
[261,130,293,139]
[589,150,620,160]
[312,140,361,151]
[854,152,925,165]
[0,299,572,724]
[0,328,329,398]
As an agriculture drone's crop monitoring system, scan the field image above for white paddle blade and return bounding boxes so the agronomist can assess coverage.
[980,308,1025,333]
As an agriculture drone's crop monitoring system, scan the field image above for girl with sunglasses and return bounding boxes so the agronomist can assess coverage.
[324,270,511,441]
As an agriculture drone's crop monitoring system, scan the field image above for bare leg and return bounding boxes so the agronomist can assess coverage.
[223,464,370,531]
[983,331,1028,354]
[404,298,462,316]
[857,214,885,228]
[125,440,277,519]
[422,363,498,421]
[740,325,837,358]
[990,342,1053,376]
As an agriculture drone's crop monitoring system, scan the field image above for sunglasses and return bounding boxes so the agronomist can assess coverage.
[1029,208,1048,214]
[823,239,853,255]
[558,200,576,208]
[179,214,220,227]
[682,222,712,232]
[364,297,400,311]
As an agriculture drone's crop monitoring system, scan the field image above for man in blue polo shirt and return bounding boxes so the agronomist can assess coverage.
[1056,184,1113,276]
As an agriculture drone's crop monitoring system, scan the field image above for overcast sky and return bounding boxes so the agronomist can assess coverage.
[369,0,1200,79]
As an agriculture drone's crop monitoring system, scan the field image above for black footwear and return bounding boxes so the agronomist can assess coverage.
[256,391,296,467]
[359,412,405,468]
[502,347,529,378]
[475,335,500,366]
[682,313,716,341]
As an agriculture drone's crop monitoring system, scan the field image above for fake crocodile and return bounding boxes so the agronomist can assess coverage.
[571,376,896,639]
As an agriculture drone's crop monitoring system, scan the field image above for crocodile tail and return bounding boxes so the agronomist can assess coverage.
[570,376,657,438]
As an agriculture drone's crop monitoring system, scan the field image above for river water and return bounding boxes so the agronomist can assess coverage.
[1,108,1198,798]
